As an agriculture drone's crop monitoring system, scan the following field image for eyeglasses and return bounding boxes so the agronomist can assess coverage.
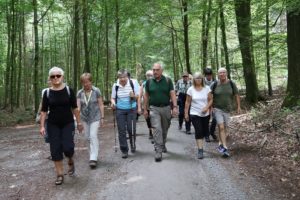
[50,74,62,79]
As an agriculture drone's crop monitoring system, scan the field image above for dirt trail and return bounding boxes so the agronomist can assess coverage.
[0,111,283,200]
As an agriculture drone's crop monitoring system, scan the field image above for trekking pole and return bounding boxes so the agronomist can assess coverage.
[130,91,136,151]
[113,109,118,152]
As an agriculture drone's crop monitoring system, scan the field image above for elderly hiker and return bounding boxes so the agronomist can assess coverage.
[111,69,140,158]
[211,67,241,157]
[143,62,178,162]
[39,66,83,185]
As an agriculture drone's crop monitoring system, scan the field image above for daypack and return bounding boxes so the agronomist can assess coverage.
[45,85,71,98]
[211,80,236,95]
[115,79,134,103]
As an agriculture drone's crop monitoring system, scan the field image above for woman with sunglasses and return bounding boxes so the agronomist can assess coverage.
[39,66,83,185]
[184,72,212,159]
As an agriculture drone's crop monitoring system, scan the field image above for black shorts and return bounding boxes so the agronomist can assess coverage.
[47,122,75,161]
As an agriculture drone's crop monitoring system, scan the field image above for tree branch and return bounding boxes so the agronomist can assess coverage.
[37,0,55,23]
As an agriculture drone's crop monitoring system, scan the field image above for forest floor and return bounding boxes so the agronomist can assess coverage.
[0,94,299,199]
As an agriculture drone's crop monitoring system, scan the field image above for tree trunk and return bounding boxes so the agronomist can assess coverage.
[73,0,80,90]
[82,0,91,72]
[115,0,120,71]
[201,0,212,71]
[180,0,191,74]
[172,30,178,81]
[265,0,272,96]
[214,12,219,71]
[282,8,300,108]
[104,0,110,101]
[33,0,40,112]
[219,0,231,79]
[17,10,23,108]
[234,0,258,104]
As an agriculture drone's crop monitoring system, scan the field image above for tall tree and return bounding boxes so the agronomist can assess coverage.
[115,0,120,71]
[73,0,80,90]
[179,0,191,74]
[265,0,272,96]
[82,0,91,72]
[33,0,39,112]
[234,0,258,103]
[201,0,212,70]
[219,0,230,79]
[282,4,300,108]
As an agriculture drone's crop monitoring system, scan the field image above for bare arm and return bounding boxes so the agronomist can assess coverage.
[39,111,47,136]
[184,95,191,121]
[170,90,178,116]
[98,96,105,126]
[73,107,83,133]
[143,91,149,118]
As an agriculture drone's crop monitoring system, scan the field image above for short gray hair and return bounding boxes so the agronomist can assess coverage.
[218,67,227,73]
[49,66,64,76]
[153,62,164,70]
[117,69,128,77]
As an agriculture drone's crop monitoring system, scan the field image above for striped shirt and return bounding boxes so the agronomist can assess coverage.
[175,79,192,94]
[111,79,140,109]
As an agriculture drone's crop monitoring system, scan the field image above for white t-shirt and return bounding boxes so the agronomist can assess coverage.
[186,86,211,117]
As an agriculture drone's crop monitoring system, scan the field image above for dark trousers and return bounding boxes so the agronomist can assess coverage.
[116,108,137,153]
[209,113,217,136]
[178,93,191,131]
[47,122,75,161]
[190,115,210,139]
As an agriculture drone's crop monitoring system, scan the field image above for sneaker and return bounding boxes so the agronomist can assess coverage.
[205,136,211,142]
[217,144,225,153]
[178,125,182,130]
[162,145,167,153]
[197,149,204,159]
[121,152,128,159]
[89,160,97,169]
[211,134,217,140]
[222,148,230,158]
[155,152,162,162]
[186,130,191,135]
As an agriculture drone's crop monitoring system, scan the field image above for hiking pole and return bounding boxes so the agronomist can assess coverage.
[113,109,118,152]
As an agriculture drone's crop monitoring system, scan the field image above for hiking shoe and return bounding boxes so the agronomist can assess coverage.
[149,134,153,140]
[162,145,167,153]
[198,149,204,159]
[217,144,225,153]
[121,152,128,159]
[89,160,97,169]
[222,148,230,158]
[155,152,162,162]
[186,130,191,135]
[131,146,136,153]
[205,136,211,142]
[178,125,182,130]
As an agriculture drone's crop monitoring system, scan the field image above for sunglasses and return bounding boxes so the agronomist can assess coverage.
[50,74,62,79]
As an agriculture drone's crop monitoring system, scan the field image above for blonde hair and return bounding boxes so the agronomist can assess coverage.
[80,73,92,83]
[192,72,205,87]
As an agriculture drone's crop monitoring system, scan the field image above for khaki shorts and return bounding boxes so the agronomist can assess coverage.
[214,108,230,126]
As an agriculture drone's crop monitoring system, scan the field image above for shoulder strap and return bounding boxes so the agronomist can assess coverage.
[66,85,70,96]
[229,80,236,95]
[46,88,50,98]
[129,79,134,94]
[212,80,218,95]
[46,86,71,99]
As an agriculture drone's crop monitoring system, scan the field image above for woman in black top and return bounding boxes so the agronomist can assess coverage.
[39,66,83,185]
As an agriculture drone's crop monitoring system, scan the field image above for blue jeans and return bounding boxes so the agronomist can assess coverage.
[116,108,137,153]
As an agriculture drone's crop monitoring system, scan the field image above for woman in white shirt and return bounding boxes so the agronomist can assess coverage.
[184,72,212,159]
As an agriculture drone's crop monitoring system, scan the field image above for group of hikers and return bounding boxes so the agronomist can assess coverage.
[38,62,240,185]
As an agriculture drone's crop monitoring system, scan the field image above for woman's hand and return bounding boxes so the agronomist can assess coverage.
[184,113,189,122]
[40,127,46,136]
[77,123,84,133]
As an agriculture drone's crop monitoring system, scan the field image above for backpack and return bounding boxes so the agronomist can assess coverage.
[45,85,71,98]
[115,79,134,103]
[211,80,236,95]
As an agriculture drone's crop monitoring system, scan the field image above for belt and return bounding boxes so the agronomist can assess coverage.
[151,104,169,107]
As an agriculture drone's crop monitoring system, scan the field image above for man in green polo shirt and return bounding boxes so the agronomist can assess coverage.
[143,62,178,162]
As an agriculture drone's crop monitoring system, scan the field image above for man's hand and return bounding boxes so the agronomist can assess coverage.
[111,103,116,110]
[172,107,178,117]
[143,109,149,119]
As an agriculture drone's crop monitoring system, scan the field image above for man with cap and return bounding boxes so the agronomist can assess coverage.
[175,72,192,134]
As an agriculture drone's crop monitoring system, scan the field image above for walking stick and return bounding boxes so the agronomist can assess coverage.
[113,110,118,152]
[130,92,136,151]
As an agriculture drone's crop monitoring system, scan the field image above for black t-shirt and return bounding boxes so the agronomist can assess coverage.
[41,86,77,127]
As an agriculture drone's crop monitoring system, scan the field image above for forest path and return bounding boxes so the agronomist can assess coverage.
[0,110,280,200]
